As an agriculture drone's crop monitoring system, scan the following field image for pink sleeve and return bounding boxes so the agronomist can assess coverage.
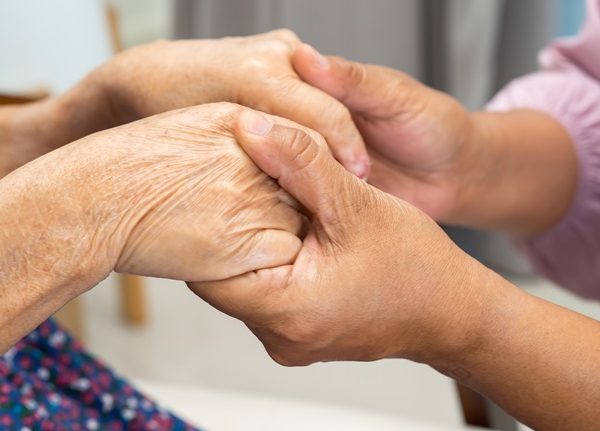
[486,0,600,299]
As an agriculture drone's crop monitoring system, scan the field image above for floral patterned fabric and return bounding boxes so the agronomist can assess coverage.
[0,318,199,431]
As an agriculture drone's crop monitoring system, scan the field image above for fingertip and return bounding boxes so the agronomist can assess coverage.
[330,134,371,179]
[240,110,273,136]
[235,110,282,181]
[294,43,330,73]
[349,153,371,179]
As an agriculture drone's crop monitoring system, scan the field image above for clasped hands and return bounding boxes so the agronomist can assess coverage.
[13,30,506,369]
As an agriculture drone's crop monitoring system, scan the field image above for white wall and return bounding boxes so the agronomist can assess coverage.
[107,0,173,48]
[0,0,112,94]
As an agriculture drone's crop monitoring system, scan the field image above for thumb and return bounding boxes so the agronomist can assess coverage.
[292,43,421,117]
[236,110,364,229]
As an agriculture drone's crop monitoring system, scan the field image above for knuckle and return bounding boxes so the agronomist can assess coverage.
[317,101,354,137]
[189,102,242,129]
[344,61,368,89]
[330,103,354,127]
[285,128,321,172]
[270,28,300,45]
[383,73,426,115]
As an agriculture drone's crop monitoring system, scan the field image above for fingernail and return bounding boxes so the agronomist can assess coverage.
[243,111,273,136]
[307,44,330,69]
[350,155,370,179]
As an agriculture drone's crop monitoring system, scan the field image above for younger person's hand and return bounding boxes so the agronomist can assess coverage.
[292,44,477,223]
[291,45,577,235]
[189,111,496,365]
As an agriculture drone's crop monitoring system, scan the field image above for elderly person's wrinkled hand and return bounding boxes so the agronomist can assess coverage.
[189,111,499,366]
[91,30,369,177]
[6,31,369,183]
[0,103,304,352]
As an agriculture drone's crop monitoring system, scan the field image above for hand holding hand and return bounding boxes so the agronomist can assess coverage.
[189,111,495,366]
[0,102,306,350]
[93,31,369,177]
[291,45,577,234]
[292,44,478,223]
[7,103,305,287]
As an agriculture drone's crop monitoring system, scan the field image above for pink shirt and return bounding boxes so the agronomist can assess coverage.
[487,0,600,298]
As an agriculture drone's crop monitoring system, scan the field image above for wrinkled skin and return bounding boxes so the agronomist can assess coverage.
[0,102,308,352]
[189,112,490,366]
[188,111,600,431]
[95,30,369,177]
[21,102,304,284]
[104,103,305,281]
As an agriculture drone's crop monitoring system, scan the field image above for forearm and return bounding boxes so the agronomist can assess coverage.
[455,109,577,236]
[435,272,600,429]
[0,140,115,353]
[0,75,116,178]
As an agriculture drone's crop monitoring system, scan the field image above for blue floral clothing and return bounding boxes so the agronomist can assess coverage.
[0,319,199,431]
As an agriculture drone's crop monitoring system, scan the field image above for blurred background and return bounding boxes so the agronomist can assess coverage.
[0,1,595,430]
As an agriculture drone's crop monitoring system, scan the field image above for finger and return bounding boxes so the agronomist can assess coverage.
[262,78,371,179]
[292,43,422,118]
[239,34,370,177]
[188,265,291,321]
[235,110,366,228]
[231,229,302,278]
[197,225,301,282]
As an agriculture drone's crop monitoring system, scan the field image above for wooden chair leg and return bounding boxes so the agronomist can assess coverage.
[54,297,86,342]
[119,274,147,326]
[455,382,492,428]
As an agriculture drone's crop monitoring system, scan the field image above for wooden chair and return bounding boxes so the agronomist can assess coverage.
[106,5,148,328]
[456,382,518,430]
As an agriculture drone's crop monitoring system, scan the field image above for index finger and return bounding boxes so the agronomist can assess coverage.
[276,79,370,179]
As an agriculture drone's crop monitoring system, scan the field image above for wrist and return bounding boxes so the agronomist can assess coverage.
[0,141,119,350]
[2,75,118,173]
[5,144,116,289]
[411,253,510,371]
[444,111,498,228]
[0,99,65,176]
[53,72,120,139]
[448,110,577,235]
[429,271,530,386]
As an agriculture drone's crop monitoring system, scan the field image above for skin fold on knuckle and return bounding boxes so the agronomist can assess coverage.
[269,28,301,47]
[284,127,321,173]
[316,176,371,240]
[238,68,300,113]
[328,104,358,146]
[339,59,368,96]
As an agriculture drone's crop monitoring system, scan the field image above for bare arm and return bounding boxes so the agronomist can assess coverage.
[432,272,600,430]
[0,141,112,353]
[0,78,115,178]
[191,116,600,430]
[0,103,304,354]
[0,83,119,352]
[292,47,579,236]
[455,109,577,235]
